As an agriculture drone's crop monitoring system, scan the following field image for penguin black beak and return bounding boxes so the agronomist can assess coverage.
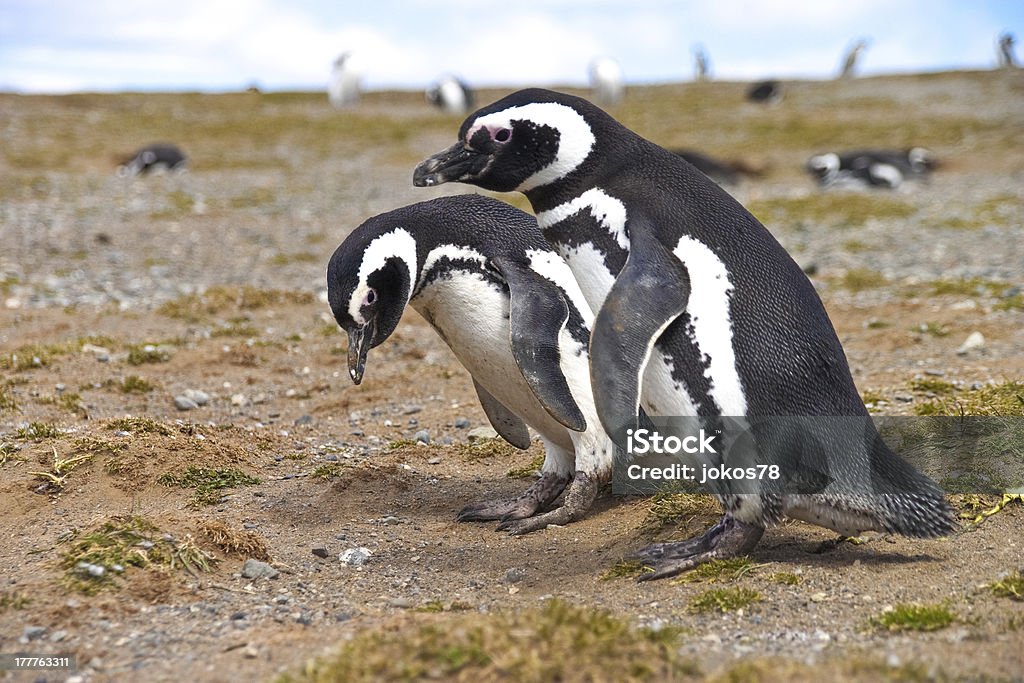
[413,142,489,187]
[346,322,374,385]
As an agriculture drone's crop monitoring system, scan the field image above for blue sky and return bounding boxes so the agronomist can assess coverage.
[0,0,1020,93]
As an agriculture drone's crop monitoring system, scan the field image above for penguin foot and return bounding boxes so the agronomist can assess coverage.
[632,516,765,582]
[456,471,570,523]
[497,471,599,535]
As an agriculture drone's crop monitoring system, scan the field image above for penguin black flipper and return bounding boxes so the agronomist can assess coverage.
[472,379,532,449]
[492,256,588,433]
[590,218,691,438]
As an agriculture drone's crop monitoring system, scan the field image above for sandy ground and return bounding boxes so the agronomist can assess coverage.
[1,71,1023,682]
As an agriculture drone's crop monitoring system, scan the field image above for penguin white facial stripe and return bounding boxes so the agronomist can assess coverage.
[672,236,747,416]
[524,249,595,325]
[536,188,629,252]
[470,102,595,191]
[869,163,902,187]
[349,228,417,324]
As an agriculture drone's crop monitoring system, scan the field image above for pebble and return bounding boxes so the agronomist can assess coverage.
[240,559,279,580]
[231,393,249,406]
[454,417,471,429]
[403,404,423,415]
[294,414,313,426]
[174,395,199,411]
[427,456,442,465]
[504,567,527,584]
[183,388,210,406]
[21,626,47,643]
[467,426,499,442]
[77,561,105,577]
[340,547,372,566]
[956,331,985,355]
[311,544,329,559]
[414,430,430,444]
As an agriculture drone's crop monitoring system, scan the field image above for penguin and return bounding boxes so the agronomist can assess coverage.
[413,88,956,579]
[328,52,361,108]
[693,45,710,82]
[806,148,936,189]
[589,57,624,106]
[746,80,782,104]
[997,32,1017,69]
[327,194,617,535]
[116,144,187,177]
[671,149,766,187]
[426,75,475,115]
[838,39,869,79]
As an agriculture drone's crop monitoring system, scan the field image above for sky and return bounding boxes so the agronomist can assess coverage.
[0,0,1021,93]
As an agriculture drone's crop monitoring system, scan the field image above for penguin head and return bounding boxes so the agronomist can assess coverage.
[327,222,417,385]
[806,153,840,182]
[413,88,601,193]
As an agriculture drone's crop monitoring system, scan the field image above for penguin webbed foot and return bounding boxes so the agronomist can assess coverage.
[632,515,765,581]
[456,471,570,523]
[496,471,600,535]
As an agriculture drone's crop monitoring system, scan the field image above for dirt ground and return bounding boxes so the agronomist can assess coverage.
[1,71,1023,682]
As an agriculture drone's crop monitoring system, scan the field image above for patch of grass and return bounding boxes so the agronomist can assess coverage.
[150,190,195,218]
[768,572,802,586]
[36,391,84,414]
[689,587,761,614]
[120,375,155,393]
[157,285,314,322]
[229,187,276,208]
[872,603,956,632]
[909,378,957,395]
[0,336,117,371]
[601,560,653,581]
[834,268,889,292]
[125,344,171,365]
[158,465,261,506]
[0,383,18,412]
[914,381,1024,416]
[860,389,886,407]
[672,557,765,584]
[268,252,319,266]
[276,599,698,683]
[747,193,915,228]
[506,452,545,478]
[0,590,30,612]
[988,570,1024,601]
[312,462,349,479]
[28,446,94,492]
[210,321,260,338]
[640,487,717,536]
[995,293,1024,311]
[915,322,950,338]
[59,515,215,594]
[105,416,174,435]
[414,600,474,614]
[0,442,23,464]
[925,277,1004,298]
[453,439,522,461]
[841,238,869,253]
[15,421,63,440]
[195,519,270,561]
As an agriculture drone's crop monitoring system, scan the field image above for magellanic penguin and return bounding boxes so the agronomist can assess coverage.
[426,75,475,115]
[806,148,936,189]
[327,194,617,535]
[116,143,187,177]
[413,88,957,580]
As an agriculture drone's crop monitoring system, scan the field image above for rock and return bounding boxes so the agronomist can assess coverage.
[388,597,413,608]
[49,629,68,642]
[957,331,985,355]
[414,430,430,444]
[231,393,249,407]
[380,515,401,525]
[403,404,423,415]
[183,388,210,406]
[427,456,442,465]
[454,417,471,429]
[174,395,199,411]
[21,626,47,642]
[340,547,372,566]
[241,559,279,580]
[311,544,330,559]
[294,414,313,426]
[77,561,105,577]
[504,567,527,584]
[467,426,499,442]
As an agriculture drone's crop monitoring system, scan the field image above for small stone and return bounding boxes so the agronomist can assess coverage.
[294,414,313,426]
[21,626,47,642]
[427,456,442,465]
[77,561,105,577]
[894,394,914,403]
[388,597,413,608]
[241,559,279,580]
[311,544,330,559]
[505,567,527,584]
[174,395,199,411]
[454,417,471,429]
[340,547,372,566]
[50,630,68,642]
[467,426,499,442]
[295,613,313,626]
[231,393,249,406]
[183,388,210,406]
[957,331,985,355]
[810,592,828,602]
[380,515,401,525]
[403,404,423,415]
[242,645,259,659]
[414,430,430,444]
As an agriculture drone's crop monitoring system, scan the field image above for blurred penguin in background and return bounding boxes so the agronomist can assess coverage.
[328,52,361,107]
[694,45,711,81]
[589,56,624,106]
[998,32,1018,69]
[426,75,475,115]
[839,39,869,79]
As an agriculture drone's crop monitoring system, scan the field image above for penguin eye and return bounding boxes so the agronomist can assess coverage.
[492,128,512,143]
[363,288,377,306]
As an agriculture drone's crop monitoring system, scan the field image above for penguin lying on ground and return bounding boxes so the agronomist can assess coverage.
[671,149,767,187]
[806,148,936,189]
[116,143,187,176]
[414,88,956,580]
[746,80,782,104]
[327,195,617,535]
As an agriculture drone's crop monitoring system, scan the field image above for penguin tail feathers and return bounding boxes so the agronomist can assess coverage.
[876,491,959,538]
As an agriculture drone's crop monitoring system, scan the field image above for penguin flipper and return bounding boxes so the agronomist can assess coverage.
[495,257,588,432]
[473,379,532,449]
[590,221,691,436]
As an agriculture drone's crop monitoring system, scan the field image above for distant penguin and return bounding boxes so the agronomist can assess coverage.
[998,32,1018,69]
[426,75,475,114]
[746,80,782,104]
[693,45,710,82]
[116,144,187,177]
[589,56,624,106]
[671,149,766,187]
[327,195,617,535]
[328,52,361,108]
[807,148,936,189]
[414,88,956,579]
[838,39,869,79]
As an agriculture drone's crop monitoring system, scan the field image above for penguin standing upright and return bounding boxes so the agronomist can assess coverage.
[327,195,617,535]
[414,88,956,579]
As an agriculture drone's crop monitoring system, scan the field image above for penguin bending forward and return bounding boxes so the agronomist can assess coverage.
[327,195,617,535]
[414,88,956,580]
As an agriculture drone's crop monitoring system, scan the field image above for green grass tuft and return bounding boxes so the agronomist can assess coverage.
[640,487,717,536]
[105,416,174,435]
[120,375,155,393]
[600,560,652,581]
[125,344,171,365]
[15,421,63,440]
[689,587,761,614]
[873,603,956,632]
[671,557,764,584]
[158,466,261,506]
[0,590,31,612]
[506,452,545,478]
[914,381,1024,416]
[988,571,1024,601]
[768,572,802,586]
